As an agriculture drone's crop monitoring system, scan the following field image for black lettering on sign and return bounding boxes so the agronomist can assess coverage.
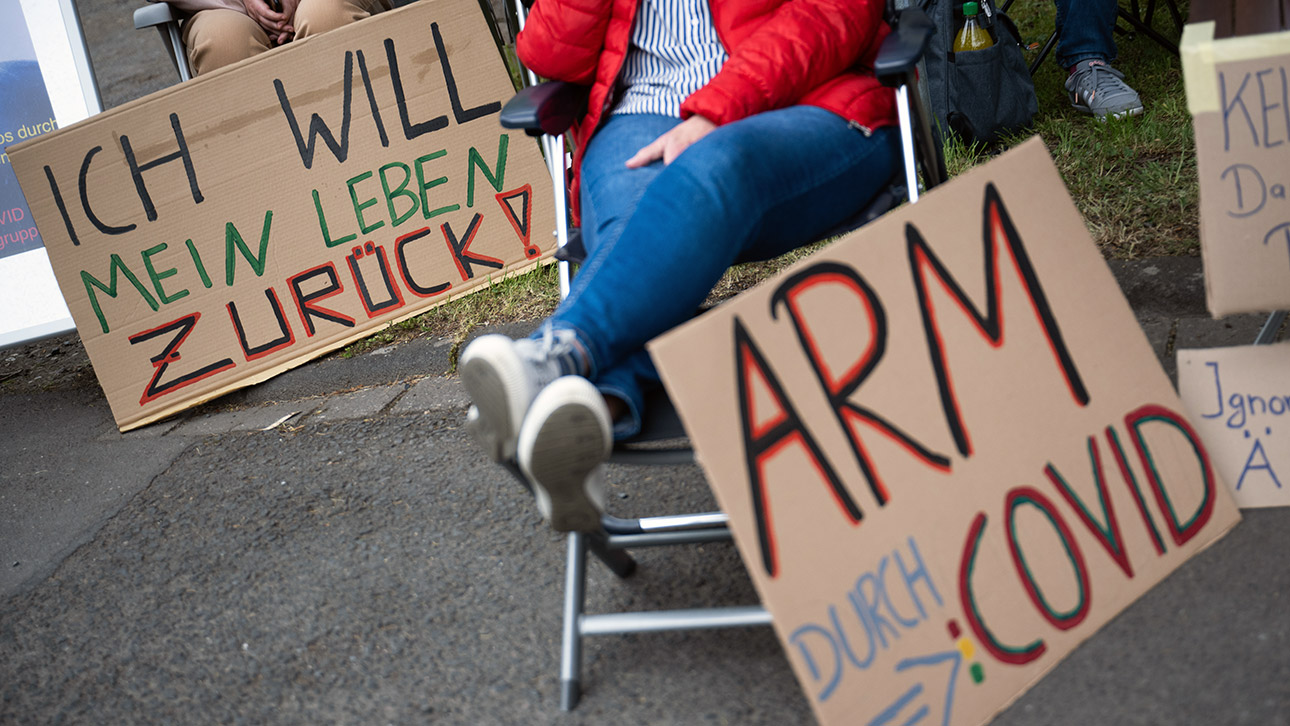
[276,52,355,169]
[227,287,296,361]
[442,213,502,280]
[119,113,204,222]
[395,227,452,297]
[431,23,502,126]
[387,38,448,141]
[128,312,235,405]
[770,262,950,509]
[733,316,860,578]
[907,183,1089,459]
[289,263,356,336]
[347,240,406,317]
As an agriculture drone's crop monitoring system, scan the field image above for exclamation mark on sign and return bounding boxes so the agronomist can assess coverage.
[496,184,537,259]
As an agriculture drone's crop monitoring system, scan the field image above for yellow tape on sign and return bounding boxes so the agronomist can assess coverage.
[1182,21,1290,114]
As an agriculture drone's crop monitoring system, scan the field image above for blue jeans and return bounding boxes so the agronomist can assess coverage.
[541,108,899,438]
[1054,0,1119,69]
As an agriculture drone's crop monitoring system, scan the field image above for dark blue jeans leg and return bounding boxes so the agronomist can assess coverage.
[1054,0,1120,69]
[548,108,899,437]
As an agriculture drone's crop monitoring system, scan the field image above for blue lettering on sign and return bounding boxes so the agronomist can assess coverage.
[1199,360,1285,490]
[867,650,963,726]
[786,536,944,703]
[1216,65,1290,272]
[1220,66,1290,152]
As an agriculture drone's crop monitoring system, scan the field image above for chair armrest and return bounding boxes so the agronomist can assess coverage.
[874,7,935,86]
[499,80,590,137]
[134,2,181,30]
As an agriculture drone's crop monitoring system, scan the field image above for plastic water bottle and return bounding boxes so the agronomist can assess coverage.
[954,2,994,52]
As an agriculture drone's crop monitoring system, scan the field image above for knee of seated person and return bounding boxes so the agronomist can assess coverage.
[183,9,271,75]
[294,0,376,38]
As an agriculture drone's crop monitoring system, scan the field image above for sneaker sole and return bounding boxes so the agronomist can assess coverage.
[460,336,531,462]
[1071,101,1144,120]
[519,380,611,532]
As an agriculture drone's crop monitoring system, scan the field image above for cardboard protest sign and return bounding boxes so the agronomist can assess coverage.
[1178,342,1290,507]
[1182,22,1290,316]
[649,138,1240,726]
[8,0,550,430]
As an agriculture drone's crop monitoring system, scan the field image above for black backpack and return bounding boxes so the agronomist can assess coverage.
[918,0,1038,144]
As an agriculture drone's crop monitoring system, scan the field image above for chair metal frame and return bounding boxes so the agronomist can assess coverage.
[134,3,192,82]
[499,1,945,710]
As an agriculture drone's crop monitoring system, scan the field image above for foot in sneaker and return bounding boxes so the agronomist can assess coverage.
[459,329,588,462]
[1065,59,1143,120]
[517,376,611,532]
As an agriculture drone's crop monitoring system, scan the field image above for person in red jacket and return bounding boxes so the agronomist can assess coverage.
[461,0,900,532]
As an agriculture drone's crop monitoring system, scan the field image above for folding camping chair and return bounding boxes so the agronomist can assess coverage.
[495,1,946,710]
[133,2,192,82]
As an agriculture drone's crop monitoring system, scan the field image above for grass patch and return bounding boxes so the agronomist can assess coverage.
[343,7,1196,359]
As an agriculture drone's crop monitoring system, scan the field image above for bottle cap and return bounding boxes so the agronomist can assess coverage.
[963,1,979,15]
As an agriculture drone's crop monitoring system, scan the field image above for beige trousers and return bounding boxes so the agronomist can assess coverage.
[182,0,392,76]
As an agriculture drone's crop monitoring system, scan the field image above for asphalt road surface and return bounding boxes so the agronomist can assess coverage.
[1,2,1287,724]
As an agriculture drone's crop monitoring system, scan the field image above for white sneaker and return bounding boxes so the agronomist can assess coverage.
[517,376,611,532]
[459,330,585,462]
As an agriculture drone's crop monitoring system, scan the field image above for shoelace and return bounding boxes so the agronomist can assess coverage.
[1081,64,1129,101]
[535,322,587,377]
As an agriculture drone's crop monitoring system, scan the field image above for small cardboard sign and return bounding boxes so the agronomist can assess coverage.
[8,0,551,430]
[1178,342,1290,507]
[649,138,1240,726]
[1182,23,1290,316]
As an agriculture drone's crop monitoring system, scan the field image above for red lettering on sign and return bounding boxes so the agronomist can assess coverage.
[734,316,861,578]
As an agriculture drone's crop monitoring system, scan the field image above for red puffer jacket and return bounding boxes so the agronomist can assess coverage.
[516,0,897,212]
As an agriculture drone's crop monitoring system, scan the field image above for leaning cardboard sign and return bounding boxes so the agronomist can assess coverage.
[1178,342,1290,508]
[649,138,1240,726]
[8,0,551,431]
[1181,21,1290,316]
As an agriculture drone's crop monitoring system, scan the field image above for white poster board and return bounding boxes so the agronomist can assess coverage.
[0,0,101,349]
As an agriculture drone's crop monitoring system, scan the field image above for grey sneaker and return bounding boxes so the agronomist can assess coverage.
[1065,59,1144,120]
[517,376,611,532]
[460,329,587,462]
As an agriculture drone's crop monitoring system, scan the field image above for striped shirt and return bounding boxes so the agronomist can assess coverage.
[613,0,728,118]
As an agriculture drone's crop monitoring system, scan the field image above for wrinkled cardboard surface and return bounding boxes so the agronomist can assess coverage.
[1178,341,1290,508]
[650,138,1240,725]
[9,0,551,430]
[1182,23,1290,317]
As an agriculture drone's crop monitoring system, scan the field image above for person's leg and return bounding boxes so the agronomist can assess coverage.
[1055,0,1144,119]
[463,107,898,530]
[181,9,271,76]
[1053,0,1118,69]
[461,115,675,461]
[577,114,678,258]
[538,114,677,437]
[514,110,897,440]
[293,0,390,38]
[553,107,898,388]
